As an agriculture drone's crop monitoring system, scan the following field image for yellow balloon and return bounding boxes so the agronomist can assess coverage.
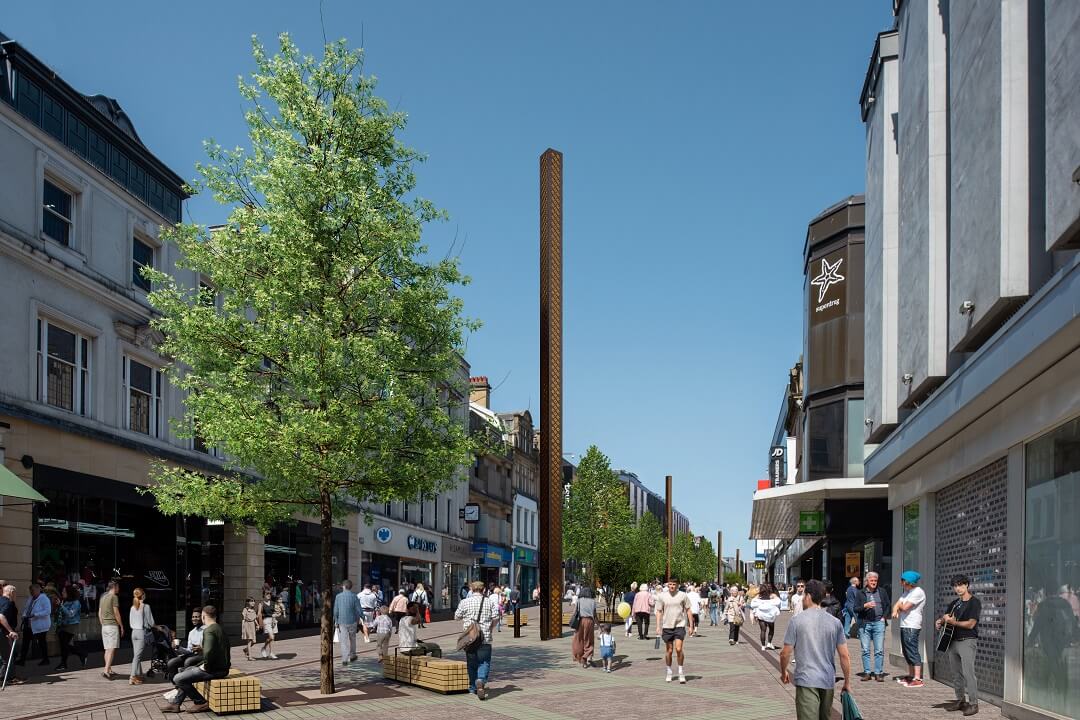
[617,601,632,619]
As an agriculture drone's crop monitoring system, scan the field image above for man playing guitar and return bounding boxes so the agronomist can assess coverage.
[935,575,981,716]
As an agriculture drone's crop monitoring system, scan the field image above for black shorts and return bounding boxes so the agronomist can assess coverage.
[662,627,686,644]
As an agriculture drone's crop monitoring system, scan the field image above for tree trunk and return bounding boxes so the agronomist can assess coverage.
[319,492,336,695]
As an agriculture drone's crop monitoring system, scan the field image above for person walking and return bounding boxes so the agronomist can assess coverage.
[16,583,51,667]
[751,583,782,650]
[623,583,638,637]
[389,589,409,631]
[56,585,88,670]
[855,571,890,682]
[160,606,231,713]
[892,570,926,687]
[655,579,693,684]
[410,582,429,628]
[357,584,378,643]
[686,584,703,636]
[240,598,258,661]
[0,585,22,685]
[571,586,597,668]
[257,591,281,659]
[372,606,393,661]
[598,624,616,672]
[820,582,844,622]
[708,584,722,627]
[790,581,807,617]
[333,580,362,665]
[843,576,860,636]
[128,587,154,685]
[98,580,123,678]
[778,580,852,720]
[724,586,744,645]
[935,575,982,716]
[454,581,498,700]
[631,581,654,639]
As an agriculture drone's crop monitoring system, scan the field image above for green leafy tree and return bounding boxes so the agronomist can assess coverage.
[633,511,666,583]
[143,34,476,694]
[723,571,744,587]
[563,446,636,610]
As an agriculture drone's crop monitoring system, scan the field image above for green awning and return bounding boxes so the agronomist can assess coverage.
[0,462,47,502]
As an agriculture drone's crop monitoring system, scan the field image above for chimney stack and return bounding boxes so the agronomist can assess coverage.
[469,376,491,409]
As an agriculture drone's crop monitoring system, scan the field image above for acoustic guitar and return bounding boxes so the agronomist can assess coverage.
[935,598,962,653]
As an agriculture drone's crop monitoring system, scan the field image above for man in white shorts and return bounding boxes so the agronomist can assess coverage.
[98,581,123,678]
[655,579,694,684]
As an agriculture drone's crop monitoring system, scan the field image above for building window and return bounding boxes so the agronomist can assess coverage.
[132,237,154,292]
[807,400,844,481]
[419,496,425,527]
[433,496,439,530]
[1023,416,1080,718]
[446,499,452,533]
[42,178,73,246]
[124,356,162,436]
[846,398,865,477]
[37,319,90,415]
[902,502,919,573]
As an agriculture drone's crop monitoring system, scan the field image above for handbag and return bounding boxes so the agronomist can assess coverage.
[731,608,744,626]
[455,597,486,653]
[569,608,581,630]
[841,690,863,720]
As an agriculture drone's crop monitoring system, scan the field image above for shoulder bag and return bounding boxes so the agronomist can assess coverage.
[455,597,486,653]
[569,605,581,630]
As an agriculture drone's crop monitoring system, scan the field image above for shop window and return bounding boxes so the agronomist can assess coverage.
[902,502,919,572]
[37,318,91,415]
[1023,417,1080,718]
[846,398,865,477]
[42,178,74,246]
[807,400,844,481]
[124,356,162,436]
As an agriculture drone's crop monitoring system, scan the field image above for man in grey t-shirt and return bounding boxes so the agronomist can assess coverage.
[780,580,852,720]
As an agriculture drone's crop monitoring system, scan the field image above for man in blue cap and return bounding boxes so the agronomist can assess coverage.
[891,570,926,687]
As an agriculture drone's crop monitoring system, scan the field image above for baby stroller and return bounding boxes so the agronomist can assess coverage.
[147,625,178,679]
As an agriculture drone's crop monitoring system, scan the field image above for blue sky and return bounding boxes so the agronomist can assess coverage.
[4,1,893,558]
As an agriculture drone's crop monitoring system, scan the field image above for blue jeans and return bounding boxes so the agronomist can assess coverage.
[858,620,886,675]
[466,643,492,692]
[709,605,720,626]
[842,608,854,634]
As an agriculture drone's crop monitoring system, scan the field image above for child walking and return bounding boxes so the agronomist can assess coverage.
[599,624,616,673]
[373,606,393,661]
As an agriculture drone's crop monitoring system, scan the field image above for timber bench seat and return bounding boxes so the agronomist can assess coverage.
[194,668,263,714]
[382,655,469,694]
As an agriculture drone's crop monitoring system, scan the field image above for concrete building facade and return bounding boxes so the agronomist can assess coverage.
[862,3,1080,718]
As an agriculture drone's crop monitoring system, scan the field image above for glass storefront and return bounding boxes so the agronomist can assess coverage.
[33,465,223,642]
[903,501,919,572]
[1023,417,1080,718]
[263,524,347,628]
[363,552,399,601]
[441,562,470,609]
[400,561,433,598]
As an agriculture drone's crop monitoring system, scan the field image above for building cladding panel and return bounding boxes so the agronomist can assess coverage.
[933,457,1008,699]
[1044,0,1080,250]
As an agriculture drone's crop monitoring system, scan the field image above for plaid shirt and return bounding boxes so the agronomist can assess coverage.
[454,593,497,645]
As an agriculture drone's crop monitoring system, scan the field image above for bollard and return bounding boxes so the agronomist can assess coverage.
[514,607,521,638]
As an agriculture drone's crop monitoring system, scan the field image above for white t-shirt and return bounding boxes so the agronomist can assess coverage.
[751,596,782,623]
[899,586,926,629]
[687,591,702,615]
[790,592,806,616]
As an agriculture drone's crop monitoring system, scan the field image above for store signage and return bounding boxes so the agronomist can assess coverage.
[769,446,786,486]
[463,503,480,523]
[375,526,392,544]
[844,552,861,578]
[754,560,766,570]
[798,511,824,536]
[145,570,170,588]
[514,547,537,565]
[407,535,437,553]
[809,249,847,326]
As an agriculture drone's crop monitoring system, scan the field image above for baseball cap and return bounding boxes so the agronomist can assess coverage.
[901,570,921,584]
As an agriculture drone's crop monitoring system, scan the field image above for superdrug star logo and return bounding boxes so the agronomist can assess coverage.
[811,257,845,303]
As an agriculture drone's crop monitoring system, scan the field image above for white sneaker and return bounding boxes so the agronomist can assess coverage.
[261,648,268,659]
[665,672,673,683]
[678,674,686,684]
[761,645,766,651]
[270,654,279,660]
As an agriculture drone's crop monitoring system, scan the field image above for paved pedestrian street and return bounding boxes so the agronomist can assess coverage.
[1,610,1003,720]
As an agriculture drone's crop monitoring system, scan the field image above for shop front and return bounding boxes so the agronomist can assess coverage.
[263,523,348,629]
[513,546,538,598]
[359,519,442,606]
[32,464,224,644]
[472,542,511,586]
[441,537,476,610]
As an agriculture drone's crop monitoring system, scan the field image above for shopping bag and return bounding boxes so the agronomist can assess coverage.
[654,635,661,650]
[425,607,431,624]
[333,627,340,643]
[841,690,863,720]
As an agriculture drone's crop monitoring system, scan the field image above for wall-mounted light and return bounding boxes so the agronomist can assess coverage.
[959,300,975,315]
[902,373,914,385]
[866,95,876,105]
[864,418,874,427]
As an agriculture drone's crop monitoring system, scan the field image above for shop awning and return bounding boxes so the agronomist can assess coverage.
[750,477,885,540]
[0,462,47,502]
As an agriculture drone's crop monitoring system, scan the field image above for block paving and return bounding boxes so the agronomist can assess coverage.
[0,608,1004,720]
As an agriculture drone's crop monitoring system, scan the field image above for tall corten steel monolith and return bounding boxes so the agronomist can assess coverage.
[539,148,564,641]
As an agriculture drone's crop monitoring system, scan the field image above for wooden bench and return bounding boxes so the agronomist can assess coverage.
[382,655,469,694]
[194,668,262,714]
[506,611,528,626]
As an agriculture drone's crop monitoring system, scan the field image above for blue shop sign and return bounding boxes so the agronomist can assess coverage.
[407,535,438,553]
[513,547,537,565]
[472,543,511,566]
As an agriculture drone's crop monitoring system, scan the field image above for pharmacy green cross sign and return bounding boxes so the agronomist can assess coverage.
[799,510,824,535]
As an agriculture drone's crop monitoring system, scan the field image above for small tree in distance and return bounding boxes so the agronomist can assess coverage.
[143,34,476,694]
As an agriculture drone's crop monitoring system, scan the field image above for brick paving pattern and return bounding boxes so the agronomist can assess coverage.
[0,608,1003,720]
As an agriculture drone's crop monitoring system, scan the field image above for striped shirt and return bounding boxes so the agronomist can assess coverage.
[454,593,497,645]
